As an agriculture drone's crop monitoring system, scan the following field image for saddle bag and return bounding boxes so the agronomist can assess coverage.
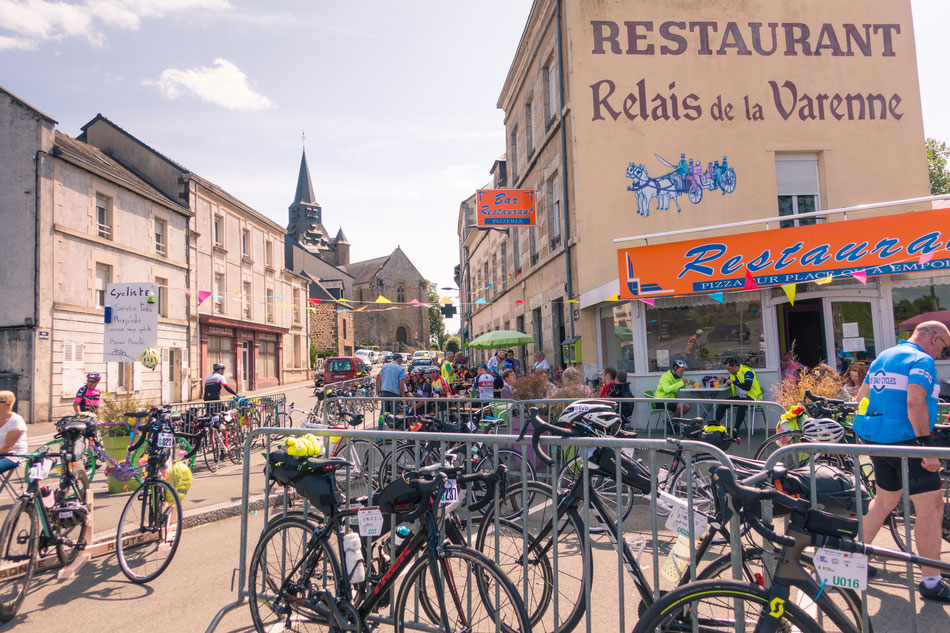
[592,447,652,494]
[775,463,871,516]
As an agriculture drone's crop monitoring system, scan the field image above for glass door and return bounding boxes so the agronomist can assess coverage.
[824,299,879,371]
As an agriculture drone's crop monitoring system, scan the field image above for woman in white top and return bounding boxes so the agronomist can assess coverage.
[532,352,550,372]
[0,391,27,475]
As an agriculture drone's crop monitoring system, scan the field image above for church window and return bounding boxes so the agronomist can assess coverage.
[397,284,406,303]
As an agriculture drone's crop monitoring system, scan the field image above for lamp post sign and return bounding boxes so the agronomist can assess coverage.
[476,189,536,226]
[103,283,158,362]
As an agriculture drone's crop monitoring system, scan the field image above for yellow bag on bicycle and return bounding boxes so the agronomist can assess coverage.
[165,461,193,502]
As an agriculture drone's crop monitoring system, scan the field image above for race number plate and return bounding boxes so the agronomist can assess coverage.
[814,547,869,591]
[157,432,174,448]
[357,507,384,537]
[28,459,52,482]
[58,511,74,519]
[661,491,709,538]
[441,479,459,505]
[465,420,477,432]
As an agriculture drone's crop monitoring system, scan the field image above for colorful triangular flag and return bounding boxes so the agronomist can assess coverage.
[743,270,759,290]
[474,298,488,305]
[354,306,367,312]
[919,250,935,265]
[781,283,796,306]
[607,293,619,302]
[815,274,833,285]
[851,270,867,285]
[439,297,453,306]
[375,295,391,304]
[197,290,213,305]
[514,300,524,304]
[408,299,423,306]
[566,299,578,303]
[709,292,724,304]
[639,298,655,307]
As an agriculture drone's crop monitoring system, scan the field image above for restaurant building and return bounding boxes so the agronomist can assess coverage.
[493,0,945,414]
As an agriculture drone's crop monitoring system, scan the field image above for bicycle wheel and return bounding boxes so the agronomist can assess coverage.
[173,437,195,472]
[377,443,440,486]
[664,455,718,517]
[0,498,37,622]
[696,548,867,633]
[202,429,219,473]
[475,481,589,633]
[395,545,530,633]
[334,439,384,502]
[227,422,244,465]
[472,447,536,516]
[557,453,634,534]
[54,466,90,565]
[633,579,824,633]
[247,408,263,448]
[116,479,183,583]
[248,516,342,633]
[887,466,950,565]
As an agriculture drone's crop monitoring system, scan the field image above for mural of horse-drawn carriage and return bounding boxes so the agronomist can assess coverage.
[625,153,737,217]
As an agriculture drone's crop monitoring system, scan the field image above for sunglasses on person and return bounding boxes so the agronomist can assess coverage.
[935,334,950,358]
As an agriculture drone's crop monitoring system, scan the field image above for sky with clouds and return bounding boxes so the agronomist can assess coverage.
[2,0,949,335]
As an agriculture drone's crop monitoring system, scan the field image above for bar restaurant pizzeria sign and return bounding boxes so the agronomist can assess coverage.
[617,208,950,299]
[476,189,536,226]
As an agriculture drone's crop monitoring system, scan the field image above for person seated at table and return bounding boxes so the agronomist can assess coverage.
[655,360,692,417]
[598,367,618,397]
[714,357,761,437]
[500,368,517,399]
[408,369,432,414]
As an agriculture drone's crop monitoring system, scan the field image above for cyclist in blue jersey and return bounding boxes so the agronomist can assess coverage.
[853,321,950,602]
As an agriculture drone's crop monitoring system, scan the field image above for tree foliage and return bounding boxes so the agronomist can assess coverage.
[425,280,445,346]
[927,138,950,195]
[443,336,461,353]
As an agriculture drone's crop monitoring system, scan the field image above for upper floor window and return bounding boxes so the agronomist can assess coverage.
[155,277,168,317]
[95,263,111,308]
[776,154,820,229]
[155,218,167,255]
[525,101,534,155]
[266,287,275,323]
[396,284,406,303]
[547,174,561,246]
[243,281,252,319]
[96,194,112,240]
[509,127,519,183]
[543,63,558,125]
[213,215,224,246]
[241,229,250,258]
[293,288,301,323]
[214,273,225,314]
[265,241,274,268]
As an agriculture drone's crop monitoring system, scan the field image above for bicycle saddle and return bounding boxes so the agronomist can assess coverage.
[670,417,704,428]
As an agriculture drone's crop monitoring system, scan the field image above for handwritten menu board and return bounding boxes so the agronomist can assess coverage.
[103,283,158,362]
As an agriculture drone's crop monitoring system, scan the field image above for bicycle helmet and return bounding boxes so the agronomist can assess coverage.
[140,347,160,369]
[558,399,622,436]
[213,363,225,371]
[86,372,101,381]
[673,359,688,370]
[800,417,845,443]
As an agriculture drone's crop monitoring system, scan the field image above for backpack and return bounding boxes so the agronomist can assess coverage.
[165,461,193,502]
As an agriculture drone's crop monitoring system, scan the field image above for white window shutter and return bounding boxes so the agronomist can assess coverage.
[775,155,819,196]
[107,362,118,392]
[61,342,86,397]
[133,362,142,392]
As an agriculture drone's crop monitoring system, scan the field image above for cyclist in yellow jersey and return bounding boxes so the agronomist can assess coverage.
[441,351,456,394]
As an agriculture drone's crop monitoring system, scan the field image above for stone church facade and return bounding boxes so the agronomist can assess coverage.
[348,248,430,353]
[284,151,428,355]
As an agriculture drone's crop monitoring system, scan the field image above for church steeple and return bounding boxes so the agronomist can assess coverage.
[293,149,317,206]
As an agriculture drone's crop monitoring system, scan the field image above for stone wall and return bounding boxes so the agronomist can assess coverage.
[352,248,429,353]
[309,307,354,357]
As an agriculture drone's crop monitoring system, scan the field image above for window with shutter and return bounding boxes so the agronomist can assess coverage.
[61,342,85,397]
[775,154,821,228]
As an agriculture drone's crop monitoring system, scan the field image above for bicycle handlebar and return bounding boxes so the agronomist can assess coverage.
[710,464,805,547]
[516,407,574,466]
[459,464,507,513]
[400,473,447,522]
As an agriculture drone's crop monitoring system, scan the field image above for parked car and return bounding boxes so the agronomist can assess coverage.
[381,350,394,363]
[324,356,368,383]
[355,349,374,366]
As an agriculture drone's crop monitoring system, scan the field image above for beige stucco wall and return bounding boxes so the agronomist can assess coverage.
[565,0,930,367]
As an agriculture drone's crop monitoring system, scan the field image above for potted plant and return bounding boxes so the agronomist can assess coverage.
[97,393,152,493]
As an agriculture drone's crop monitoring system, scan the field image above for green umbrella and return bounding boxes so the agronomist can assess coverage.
[466,330,534,349]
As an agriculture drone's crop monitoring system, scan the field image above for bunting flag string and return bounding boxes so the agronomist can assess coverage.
[639,297,655,307]
[709,292,724,304]
[743,270,759,290]
[781,283,796,306]
[851,270,867,285]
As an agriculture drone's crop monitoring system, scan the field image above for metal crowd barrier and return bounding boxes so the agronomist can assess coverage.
[162,395,279,435]
[760,441,950,633]
[204,424,740,633]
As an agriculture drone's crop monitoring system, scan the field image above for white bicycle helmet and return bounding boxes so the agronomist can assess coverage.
[801,417,845,443]
[558,399,622,436]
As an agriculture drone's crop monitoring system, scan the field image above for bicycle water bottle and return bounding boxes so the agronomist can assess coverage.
[342,532,366,583]
[394,524,412,557]
[661,532,693,581]
[40,486,55,509]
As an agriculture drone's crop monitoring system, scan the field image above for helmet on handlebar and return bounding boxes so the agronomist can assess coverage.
[558,399,622,436]
[800,417,845,443]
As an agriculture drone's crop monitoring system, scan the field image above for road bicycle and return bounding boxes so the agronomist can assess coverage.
[198,407,243,472]
[248,452,529,633]
[482,408,864,633]
[0,416,95,621]
[114,406,202,583]
[632,462,950,633]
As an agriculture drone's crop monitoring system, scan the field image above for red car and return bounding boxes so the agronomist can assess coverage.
[323,357,369,384]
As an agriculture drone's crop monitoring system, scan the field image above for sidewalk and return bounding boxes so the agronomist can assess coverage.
[26,378,314,448]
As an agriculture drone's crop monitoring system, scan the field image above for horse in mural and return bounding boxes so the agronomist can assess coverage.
[625,163,683,216]
[626,154,738,217]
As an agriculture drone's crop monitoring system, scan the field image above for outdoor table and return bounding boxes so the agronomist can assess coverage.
[678,386,729,421]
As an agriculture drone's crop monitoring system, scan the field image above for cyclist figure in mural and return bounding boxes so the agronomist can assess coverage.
[73,372,102,413]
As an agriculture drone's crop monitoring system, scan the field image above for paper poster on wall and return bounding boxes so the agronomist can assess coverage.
[656,349,670,367]
[842,322,860,338]
[842,337,866,353]
[103,283,158,362]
